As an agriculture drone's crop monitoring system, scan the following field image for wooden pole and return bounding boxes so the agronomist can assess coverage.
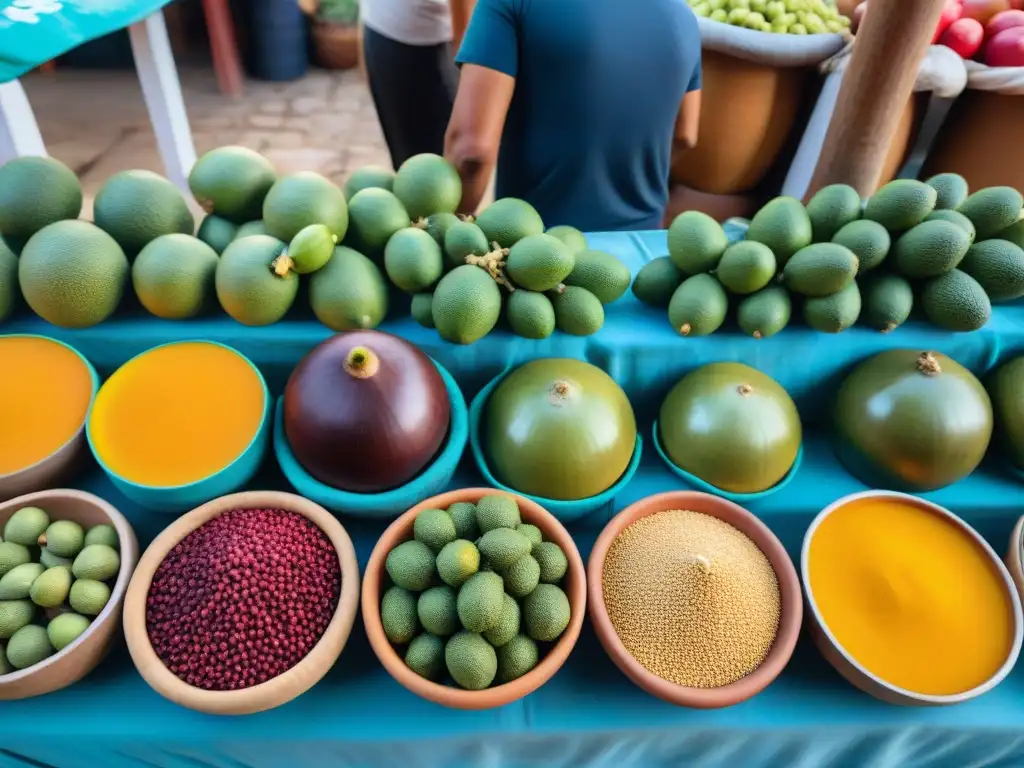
[805,0,946,199]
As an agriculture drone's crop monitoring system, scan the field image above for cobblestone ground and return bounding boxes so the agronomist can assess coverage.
[21,65,392,218]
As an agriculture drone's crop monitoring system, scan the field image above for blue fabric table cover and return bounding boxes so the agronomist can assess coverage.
[0,0,170,83]
[3,231,1024,768]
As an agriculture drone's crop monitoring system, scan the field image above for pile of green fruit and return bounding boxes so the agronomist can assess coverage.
[381,493,572,690]
[0,506,121,674]
[0,148,631,341]
[343,161,631,344]
[687,0,850,34]
[633,174,1024,336]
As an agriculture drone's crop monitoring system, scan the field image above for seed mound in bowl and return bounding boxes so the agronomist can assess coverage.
[0,505,120,674]
[602,509,780,689]
[145,507,340,691]
[381,493,571,690]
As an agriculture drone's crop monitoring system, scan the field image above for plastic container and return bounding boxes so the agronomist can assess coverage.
[274,359,468,518]
[651,422,803,504]
[86,341,271,514]
[0,335,99,503]
[246,0,309,81]
[469,370,643,522]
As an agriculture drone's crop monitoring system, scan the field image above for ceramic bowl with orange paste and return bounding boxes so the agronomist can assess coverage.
[87,341,270,512]
[0,335,99,501]
[802,490,1022,705]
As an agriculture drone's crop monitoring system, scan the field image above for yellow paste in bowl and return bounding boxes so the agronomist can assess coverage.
[89,342,265,486]
[0,336,95,474]
[808,497,1015,696]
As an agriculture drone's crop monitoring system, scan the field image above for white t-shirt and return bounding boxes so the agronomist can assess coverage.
[361,0,452,46]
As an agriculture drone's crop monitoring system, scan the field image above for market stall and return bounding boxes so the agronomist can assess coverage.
[4,215,1024,764]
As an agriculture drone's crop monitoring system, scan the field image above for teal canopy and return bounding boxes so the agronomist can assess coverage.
[0,0,170,83]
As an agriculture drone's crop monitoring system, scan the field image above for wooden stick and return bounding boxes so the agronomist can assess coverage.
[805,0,946,199]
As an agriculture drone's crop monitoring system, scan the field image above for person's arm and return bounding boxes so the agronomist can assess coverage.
[672,61,703,164]
[445,0,518,214]
[449,0,476,53]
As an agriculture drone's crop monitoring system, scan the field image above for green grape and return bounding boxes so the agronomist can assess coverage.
[772,21,790,32]
[760,20,773,31]
[780,12,797,25]
[825,18,842,32]
[693,1,712,15]
[709,0,728,10]
[728,0,751,9]
[750,0,767,13]
[727,7,750,23]
[765,1,787,20]
[791,22,808,33]
[747,11,766,26]
[711,8,729,20]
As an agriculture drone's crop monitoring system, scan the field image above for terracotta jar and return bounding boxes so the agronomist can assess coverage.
[922,90,1024,192]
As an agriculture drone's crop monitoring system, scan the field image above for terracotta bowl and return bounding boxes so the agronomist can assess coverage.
[0,489,139,700]
[123,491,360,715]
[0,335,100,503]
[804,490,1023,706]
[362,487,586,710]
[588,490,802,709]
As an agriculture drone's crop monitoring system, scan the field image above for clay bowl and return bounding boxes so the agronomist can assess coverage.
[0,335,100,502]
[362,487,586,710]
[123,490,360,715]
[804,490,1022,706]
[0,489,139,700]
[588,490,802,709]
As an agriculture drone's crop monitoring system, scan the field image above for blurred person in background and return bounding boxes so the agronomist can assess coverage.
[361,0,458,168]
[444,0,702,229]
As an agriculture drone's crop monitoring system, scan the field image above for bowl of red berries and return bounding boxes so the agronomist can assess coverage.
[122,490,360,715]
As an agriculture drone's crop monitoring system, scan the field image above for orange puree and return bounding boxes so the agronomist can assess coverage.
[89,342,265,487]
[808,497,1015,696]
[0,336,95,474]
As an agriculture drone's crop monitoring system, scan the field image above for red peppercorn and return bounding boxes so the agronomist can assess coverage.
[145,508,341,691]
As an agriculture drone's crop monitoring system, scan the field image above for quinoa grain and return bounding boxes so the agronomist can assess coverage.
[602,509,780,689]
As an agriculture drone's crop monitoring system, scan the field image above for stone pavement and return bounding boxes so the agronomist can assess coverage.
[21,65,392,218]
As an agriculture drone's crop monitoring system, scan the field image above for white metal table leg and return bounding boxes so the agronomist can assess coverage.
[129,9,196,193]
[0,80,47,163]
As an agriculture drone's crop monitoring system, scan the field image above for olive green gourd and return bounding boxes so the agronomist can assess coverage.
[658,363,802,494]
[834,350,992,492]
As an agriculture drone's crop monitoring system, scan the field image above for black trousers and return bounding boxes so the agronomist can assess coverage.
[362,25,459,170]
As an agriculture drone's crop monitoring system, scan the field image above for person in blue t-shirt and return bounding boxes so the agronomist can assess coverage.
[444,0,702,232]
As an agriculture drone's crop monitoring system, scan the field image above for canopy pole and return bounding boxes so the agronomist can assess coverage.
[805,0,947,199]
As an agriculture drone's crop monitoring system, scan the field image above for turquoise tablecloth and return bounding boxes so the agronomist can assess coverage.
[3,230,1024,768]
[0,0,169,83]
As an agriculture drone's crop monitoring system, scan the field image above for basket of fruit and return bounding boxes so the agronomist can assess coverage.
[307,0,361,71]
[672,1,849,197]
[922,4,1024,193]
[0,490,138,700]
[362,489,585,709]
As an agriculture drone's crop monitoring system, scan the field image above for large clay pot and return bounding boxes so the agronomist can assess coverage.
[671,50,813,196]
[922,90,1024,192]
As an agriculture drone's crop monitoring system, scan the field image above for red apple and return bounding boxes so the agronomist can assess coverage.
[986,8,1024,36]
[935,0,966,41]
[986,25,1024,65]
[963,0,1012,23]
[940,17,986,57]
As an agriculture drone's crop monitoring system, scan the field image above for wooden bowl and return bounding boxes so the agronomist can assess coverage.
[804,490,1023,706]
[123,491,360,715]
[362,487,586,710]
[0,336,100,502]
[0,489,139,700]
[588,490,802,709]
